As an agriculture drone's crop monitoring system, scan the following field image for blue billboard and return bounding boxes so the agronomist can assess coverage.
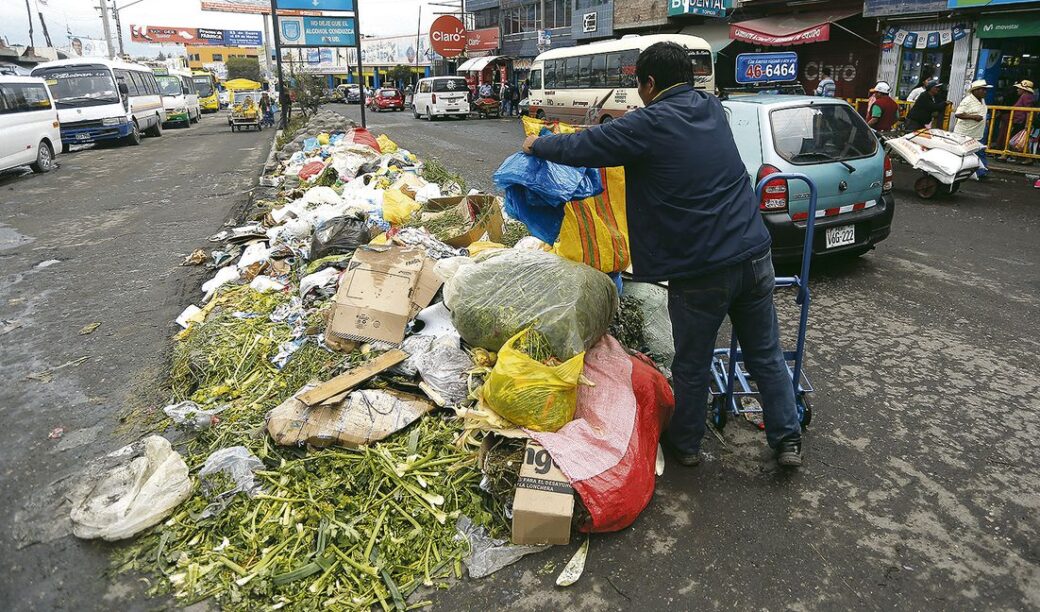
[224,29,263,46]
[735,52,798,84]
[278,16,357,47]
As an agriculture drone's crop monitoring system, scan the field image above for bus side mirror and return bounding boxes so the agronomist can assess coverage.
[118,82,129,96]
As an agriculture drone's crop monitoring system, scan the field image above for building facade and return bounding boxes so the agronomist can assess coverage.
[186,45,260,70]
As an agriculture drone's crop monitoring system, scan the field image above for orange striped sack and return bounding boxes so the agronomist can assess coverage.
[553,166,630,274]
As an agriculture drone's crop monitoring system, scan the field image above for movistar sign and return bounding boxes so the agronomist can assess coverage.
[668,0,732,17]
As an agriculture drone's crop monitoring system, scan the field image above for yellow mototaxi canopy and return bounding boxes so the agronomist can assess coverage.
[224,78,262,91]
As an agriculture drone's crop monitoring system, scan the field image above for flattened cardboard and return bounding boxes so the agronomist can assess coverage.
[298,349,408,406]
[512,440,574,546]
[327,246,441,345]
[268,386,432,448]
[424,195,505,248]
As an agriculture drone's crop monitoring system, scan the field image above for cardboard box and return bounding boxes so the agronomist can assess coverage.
[327,246,442,346]
[390,173,428,201]
[512,440,574,546]
[424,195,505,249]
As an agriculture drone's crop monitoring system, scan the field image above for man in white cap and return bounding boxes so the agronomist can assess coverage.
[867,81,898,132]
[954,79,994,179]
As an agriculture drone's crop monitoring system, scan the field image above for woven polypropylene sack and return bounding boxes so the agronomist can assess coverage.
[482,329,584,432]
[444,249,618,359]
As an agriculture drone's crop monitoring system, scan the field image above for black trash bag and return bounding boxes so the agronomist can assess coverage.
[356,161,381,177]
[309,213,369,260]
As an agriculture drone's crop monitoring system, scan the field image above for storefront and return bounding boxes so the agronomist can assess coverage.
[973,10,1040,105]
[724,9,880,98]
[875,21,975,101]
[457,55,513,94]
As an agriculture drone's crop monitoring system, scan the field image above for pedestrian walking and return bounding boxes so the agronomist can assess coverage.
[904,79,945,131]
[815,67,836,97]
[953,79,993,178]
[522,42,804,468]
[521,79,530,100]
[259,92,274,127]
[500,82,513,117]
[510,81,521,116]
[997,80,1036,161]
[867,81,899,133]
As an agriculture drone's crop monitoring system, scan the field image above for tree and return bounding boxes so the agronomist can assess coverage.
[388,64,414,88]
[226,57,261,82]
[288,67,325,119]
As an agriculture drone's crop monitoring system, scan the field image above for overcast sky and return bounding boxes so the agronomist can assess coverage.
[1,0,448,56]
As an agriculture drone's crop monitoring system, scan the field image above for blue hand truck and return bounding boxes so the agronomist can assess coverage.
[708,173,818,430]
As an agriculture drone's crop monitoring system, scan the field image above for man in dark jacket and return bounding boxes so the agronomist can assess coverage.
[904,79,945,131]
[523,42,803,467]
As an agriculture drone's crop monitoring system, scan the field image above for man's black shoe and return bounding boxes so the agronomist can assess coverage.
[776,437,803,468]
[662,439,701,467]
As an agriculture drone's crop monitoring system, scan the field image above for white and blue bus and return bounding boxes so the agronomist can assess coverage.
[31,58,166,151]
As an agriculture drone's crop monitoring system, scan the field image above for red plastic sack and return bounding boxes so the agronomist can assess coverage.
[350,128,382,154]
[574,353,673,533]
[298,160,326,180]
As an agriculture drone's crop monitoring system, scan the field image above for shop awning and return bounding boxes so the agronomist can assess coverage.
[729,9,860,47]
[680,23,734,55]
[457,55,503,72]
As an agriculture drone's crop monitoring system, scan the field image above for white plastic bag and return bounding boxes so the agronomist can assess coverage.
[163,401,227,430]
[415,333,473,406]
[201,266,241,295]
[197,446,264,519]
[69,436,192,541]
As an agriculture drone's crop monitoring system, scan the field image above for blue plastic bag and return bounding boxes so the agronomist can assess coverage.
[493,152,603,244]
[303,137,320,152]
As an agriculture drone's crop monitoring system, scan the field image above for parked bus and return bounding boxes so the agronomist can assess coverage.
[527,34,714,125]
[154,67,201,127]
[192,70,220,113]
[31,58,165,151]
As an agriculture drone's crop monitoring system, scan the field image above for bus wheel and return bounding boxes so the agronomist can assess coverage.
[145,116,163,137]
[600,115,613,124]
[125,121,142,146]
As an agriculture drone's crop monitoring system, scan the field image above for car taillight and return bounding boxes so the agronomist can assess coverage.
[757,165,788,213]
[431,93,437,104]
[883,155,893,193]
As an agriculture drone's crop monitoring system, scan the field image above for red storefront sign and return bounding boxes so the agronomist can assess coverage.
[466,27,500,53]
[430,15,466,58]
[730,23,831,46]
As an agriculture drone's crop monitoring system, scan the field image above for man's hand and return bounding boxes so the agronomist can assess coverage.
[523,135,538,155]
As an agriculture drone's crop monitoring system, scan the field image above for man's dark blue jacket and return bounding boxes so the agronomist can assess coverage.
[530,84,770,282]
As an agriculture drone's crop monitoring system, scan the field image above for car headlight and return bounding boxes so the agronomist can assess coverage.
[175,107,186,113]
[102,117,122,126]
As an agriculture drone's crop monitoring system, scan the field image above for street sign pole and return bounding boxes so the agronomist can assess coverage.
[270,0,288,129]
[355,1,366,128]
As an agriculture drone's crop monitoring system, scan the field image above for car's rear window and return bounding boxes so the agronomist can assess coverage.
[432,78,467,93]
[770,104,877,165]
[379,89,399,97]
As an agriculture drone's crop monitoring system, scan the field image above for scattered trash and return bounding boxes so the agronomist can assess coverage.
[249,275,286,293]
[556,536,590,587]
[68,435,192,541]
[512,439,575,545]
[36,259,61,269]
[197,446,264,519]
[48,427,65,440]
[456,515,548,579]
[26,356,90,383]
[78,322,102,335]
[175,304,203,329]
[181,249,209,266]
[415,333,473,406]
[163,401,227,430]
[0,319,23,336]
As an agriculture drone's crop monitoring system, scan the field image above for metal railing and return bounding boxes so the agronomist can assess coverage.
[845,98,1040,163]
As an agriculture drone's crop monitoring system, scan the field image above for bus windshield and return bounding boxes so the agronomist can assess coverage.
[192,76,214,97]
[156,76,182,96]
[33,66,119,108]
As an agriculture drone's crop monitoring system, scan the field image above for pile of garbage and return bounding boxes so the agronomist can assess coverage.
[75,114,676,609]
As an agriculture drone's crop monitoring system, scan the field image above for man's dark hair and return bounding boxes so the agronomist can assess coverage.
[822,67,832,78]
[636,42,694,90]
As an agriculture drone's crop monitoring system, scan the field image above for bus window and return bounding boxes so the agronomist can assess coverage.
[578,56,593,88]
[589,54,607,88]
[530,69,542,90]
[619,50,639,88]
[129,71,149,96]
[605,53,622,88]
[544,60,556,89]
[690,49,713,77]
[563,57,578,88]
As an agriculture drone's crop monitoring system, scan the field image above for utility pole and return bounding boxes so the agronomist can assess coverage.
[112,1,125,58]
[24,0,35,48]
[97,0,115,58]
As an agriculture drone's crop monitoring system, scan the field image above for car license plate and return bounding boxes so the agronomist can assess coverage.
[76,133,89,140]
[825,225,855,249]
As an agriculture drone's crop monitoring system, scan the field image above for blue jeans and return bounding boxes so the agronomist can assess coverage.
[502,99,513,116]
[666,250,802,454]
[976,149,989,177]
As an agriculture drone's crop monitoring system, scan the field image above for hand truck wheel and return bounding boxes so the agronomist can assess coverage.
[914,175,939,199]
[711,395,728,430]
[797,395,813,429]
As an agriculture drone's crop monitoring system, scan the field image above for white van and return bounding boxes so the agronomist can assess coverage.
[155,68,201,127]
[411,76,470,121]
[0,76,61,173]
[31,58,166,151]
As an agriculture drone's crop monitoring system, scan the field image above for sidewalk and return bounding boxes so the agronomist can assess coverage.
[986,157,1038,177]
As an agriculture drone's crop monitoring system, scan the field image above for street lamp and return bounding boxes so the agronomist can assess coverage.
[111,0,151,58]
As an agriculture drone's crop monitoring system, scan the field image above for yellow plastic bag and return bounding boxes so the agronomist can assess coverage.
[317,132,330,145]
[467,241,506,256]
[377,134,399,153]
[482,329,584,433]
[554,166,631,273]
[381,189,420,225]
[522,115,577,136]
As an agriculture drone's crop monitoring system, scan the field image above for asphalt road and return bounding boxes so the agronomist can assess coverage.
[330,103,1040,610]
[1,102,1037,611]
[0,111,270,610]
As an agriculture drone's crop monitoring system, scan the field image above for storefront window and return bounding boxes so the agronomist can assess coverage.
[897,48,951,100]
